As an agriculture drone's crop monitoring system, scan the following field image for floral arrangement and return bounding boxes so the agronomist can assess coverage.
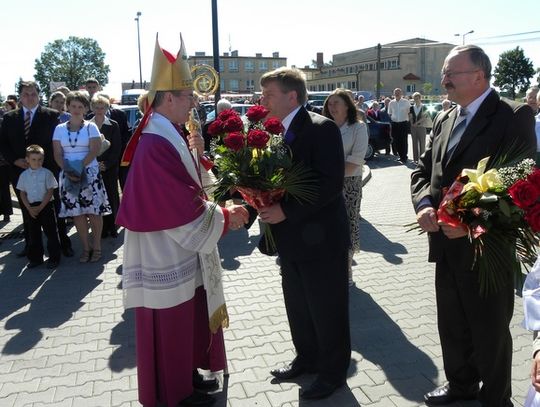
[436,156,539,295]
[208,105,316,249]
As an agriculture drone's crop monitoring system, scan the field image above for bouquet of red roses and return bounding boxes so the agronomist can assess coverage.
[436,157,539,295]
[208,105,316,249]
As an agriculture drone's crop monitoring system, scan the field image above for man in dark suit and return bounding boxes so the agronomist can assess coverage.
[411,45,536,407]
[0,81,73,258]
[257,67,351,400]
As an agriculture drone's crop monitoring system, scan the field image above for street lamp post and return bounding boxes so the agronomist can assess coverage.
[135,11,143,89]
[454,30,474,45]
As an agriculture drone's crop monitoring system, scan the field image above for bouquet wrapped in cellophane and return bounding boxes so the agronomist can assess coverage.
[208,105,317,251]
[437,156,540,295]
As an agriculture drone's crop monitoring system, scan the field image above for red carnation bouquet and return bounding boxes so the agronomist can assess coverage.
[435,157,540,295]
[208,105,316,250]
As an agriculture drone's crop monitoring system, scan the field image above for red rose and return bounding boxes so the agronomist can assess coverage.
[222,115,244,132]
[525,203,540,232]
[527,168,540,188]
[247,129,270,149]
[207,119,224,136]
[508,179,540,209]
[246,105,269,122]
[263,117,284,135]
[217,109,239,121]
[223,132,245,151]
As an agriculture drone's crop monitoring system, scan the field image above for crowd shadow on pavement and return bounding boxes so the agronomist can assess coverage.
[2,263,105,355]
[360,220,407,264]
[349,286,438,403]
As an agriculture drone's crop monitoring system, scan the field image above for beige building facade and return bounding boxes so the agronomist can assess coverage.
[188,51,287,94]
[305,38,455,98]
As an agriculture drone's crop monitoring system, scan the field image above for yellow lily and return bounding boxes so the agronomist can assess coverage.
[461,156,502,193]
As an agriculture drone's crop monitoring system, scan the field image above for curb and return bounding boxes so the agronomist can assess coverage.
[362,164,371,187]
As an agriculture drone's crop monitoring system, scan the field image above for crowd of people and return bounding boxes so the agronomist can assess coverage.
[0,38,540,407]
[0,78,130,267]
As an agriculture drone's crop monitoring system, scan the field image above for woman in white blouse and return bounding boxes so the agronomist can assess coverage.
[323,89,369,286]
[53,91,111,263]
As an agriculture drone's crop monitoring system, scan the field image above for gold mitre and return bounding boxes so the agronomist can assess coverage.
[147,33,193,105]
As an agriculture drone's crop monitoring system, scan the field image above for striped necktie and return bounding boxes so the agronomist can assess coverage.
[446,107,468,156]
[24,111,32,138]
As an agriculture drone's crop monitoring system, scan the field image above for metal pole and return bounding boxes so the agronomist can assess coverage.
[211,0,221,106]
[376,43,381,100]
[136,12,143,89]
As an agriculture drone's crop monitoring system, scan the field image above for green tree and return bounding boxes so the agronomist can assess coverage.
[34,36,110,97]
[422,82,433,95]
[493,46,534,99]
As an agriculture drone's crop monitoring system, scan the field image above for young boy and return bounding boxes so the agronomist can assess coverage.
[16,144,61,269]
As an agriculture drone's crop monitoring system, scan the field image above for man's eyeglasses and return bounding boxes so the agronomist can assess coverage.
[440,70,480,79]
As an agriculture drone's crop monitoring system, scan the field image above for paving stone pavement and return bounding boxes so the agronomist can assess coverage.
[0,153,535,407]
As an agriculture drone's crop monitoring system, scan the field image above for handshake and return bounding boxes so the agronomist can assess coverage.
[227,205,250,231]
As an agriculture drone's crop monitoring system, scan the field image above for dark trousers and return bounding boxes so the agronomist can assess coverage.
[25,201,61,263]
[101,167,120,233]
[0,165,13,216]
[435,257,514,406]
[280,250,351,384]
[391,121,409,161]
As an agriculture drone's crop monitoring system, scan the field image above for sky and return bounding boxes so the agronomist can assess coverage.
[1,0,539,99]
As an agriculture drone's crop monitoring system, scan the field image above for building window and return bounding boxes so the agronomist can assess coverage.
[272,60,280,69]
[406,84,416,93]
[391,60,397,69]
[219,60,224,71]
[220,79,225,91]
[259,60,268,71]
[246,79,255,91]
[229,60,239,72]
[230,79,239,91]
[245,60,254,72]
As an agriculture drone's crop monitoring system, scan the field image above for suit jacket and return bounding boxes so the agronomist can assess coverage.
[267,107,350,261]
[0,106,60,182]
[409,104,433,128]
[411,89,536,269]
[97,119,122,172]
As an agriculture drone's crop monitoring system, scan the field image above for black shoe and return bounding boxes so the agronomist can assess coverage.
[178,391,215,406]
[62,247,74,257]
[46,259,59,269]
[110,229,118,238]
[27,260,44,269]
[2,215,10,223]
[192,370,219,392]
[16,248,28,258]
[270,359,312,380]
[300,377,345,400]
[424,384,478,406]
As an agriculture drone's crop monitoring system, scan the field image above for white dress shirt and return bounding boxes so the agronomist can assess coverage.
[388,98,410,122]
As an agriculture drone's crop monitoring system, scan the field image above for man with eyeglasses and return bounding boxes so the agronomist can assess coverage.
[411,45,536,407]
[117,35,249,407]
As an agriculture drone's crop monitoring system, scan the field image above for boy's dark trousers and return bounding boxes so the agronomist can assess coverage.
[25,201,61,264]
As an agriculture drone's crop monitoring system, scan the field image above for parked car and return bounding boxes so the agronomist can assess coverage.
[121,89,146,105]
[206,103,254,121]
[365,116,392,160]
[113,104,143,131]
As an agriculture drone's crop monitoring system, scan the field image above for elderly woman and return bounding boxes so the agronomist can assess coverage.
[52,91,111,262]
[409,92,433,163]
[90,94,121,238]
[323,89,369,287]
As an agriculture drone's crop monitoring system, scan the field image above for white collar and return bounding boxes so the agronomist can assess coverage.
[281,105,302,134]
[23,105,38,117]
[90,116,112,126]
[459,87,492,123]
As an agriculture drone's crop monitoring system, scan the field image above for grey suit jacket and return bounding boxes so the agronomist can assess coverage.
[411,89,536,268]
